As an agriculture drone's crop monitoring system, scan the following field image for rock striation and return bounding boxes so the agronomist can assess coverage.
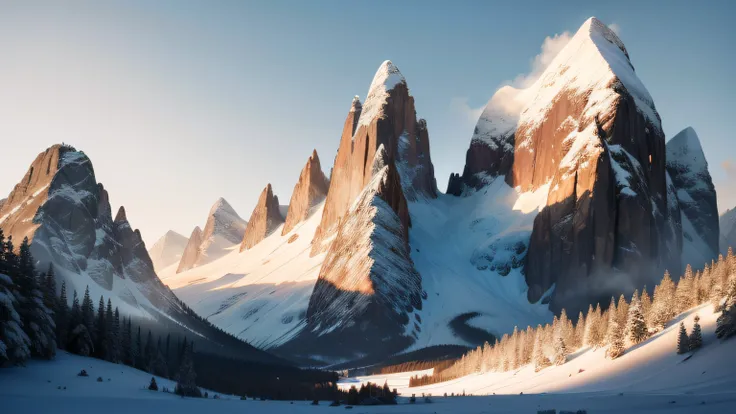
[312,61,437,254]
[240,184,284,251]
[282,150,329,235]
[295,61,432,358]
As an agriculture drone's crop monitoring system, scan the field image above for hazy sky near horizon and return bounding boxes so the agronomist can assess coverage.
[1,0,735,246]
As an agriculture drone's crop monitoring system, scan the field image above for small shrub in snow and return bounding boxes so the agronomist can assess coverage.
[329,400,340,406]
[409,394,416,404]
[148,377,158,391]
[311,399,319,405]
[77,369,88,377]
[96,377,103,382]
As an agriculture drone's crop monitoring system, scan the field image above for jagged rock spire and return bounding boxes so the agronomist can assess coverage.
[240,184,284,251]
[282,150,329,235]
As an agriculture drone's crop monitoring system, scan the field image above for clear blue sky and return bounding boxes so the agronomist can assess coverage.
[1,0,734,246]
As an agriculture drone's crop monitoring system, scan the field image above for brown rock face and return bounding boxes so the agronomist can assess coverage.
[0,145,64,243]
[0,144,163,292]
[449,18,681,315]
[282,150,329,235]
[312,61,436,254]
[177,226,204,273]
[240,184,284,251]
[295,151,420,359]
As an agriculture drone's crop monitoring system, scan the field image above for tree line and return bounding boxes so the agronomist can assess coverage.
[411,249,736,387]
[0,231,202,397]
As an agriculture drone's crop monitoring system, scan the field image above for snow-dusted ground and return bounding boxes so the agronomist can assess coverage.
[339,304,736,410]
[2,334,735,414]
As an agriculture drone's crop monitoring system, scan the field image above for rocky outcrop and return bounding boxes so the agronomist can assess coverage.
[449,18,680,314]
[312,61,437,254]
[666,127,719,262]
[0,144,170,303]
[299,147,421,358]
[177,198,246,272]
[148,230,189,273]
[282,150,329,235]
[240,184,284,251]
[177,227,203,272]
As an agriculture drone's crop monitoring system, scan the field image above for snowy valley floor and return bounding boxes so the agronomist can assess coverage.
[2,305,735,413]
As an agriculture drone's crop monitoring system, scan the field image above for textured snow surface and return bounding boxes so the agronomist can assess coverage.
[406,178,552,349]
[342,304,736,399]
[473,17,661,151]
[356,60,406,130]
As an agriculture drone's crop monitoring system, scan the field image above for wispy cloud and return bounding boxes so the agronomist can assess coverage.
[451,22,621,128]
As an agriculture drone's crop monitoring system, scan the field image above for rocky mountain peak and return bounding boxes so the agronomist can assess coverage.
[312,60,436,253]
[350,95,362,113]
[282,150,329,235]
[114,206,128,223]
[666,127,719,262]
[240,183,284,251]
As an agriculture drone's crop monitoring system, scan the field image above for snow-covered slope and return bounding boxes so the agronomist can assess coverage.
[340,304,736,397]
[160,205,326,349]
[6,348,735,414]
[148,230,189,273]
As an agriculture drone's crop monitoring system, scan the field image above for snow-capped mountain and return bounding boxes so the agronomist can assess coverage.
[0,145,182,317]
[449,17,682,315]
[666,127,719,267]
[148,230,189,273]
[0,144,287,365]
[177,198,246,273]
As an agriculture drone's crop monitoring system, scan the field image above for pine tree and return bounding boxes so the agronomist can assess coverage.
[651,271,676,330]
[81,286,94,333]
[689,315,702,350]
[95,296,107,359]
[677,322,690,354]
[640,287,652,323]
[121,317,133,366]
[111,307,120,362]
[627,290,648,345]
[153,336,169,378]
[56,281,68,349]
[135,326,143,370]
[606,304,625,359]
[0,230,31,364]
[15,237,56,358]
[69,290,81,333]
[43,264,57,313]
[175,341,201,397]
[583,304,597,347]
[145,330,155,372]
